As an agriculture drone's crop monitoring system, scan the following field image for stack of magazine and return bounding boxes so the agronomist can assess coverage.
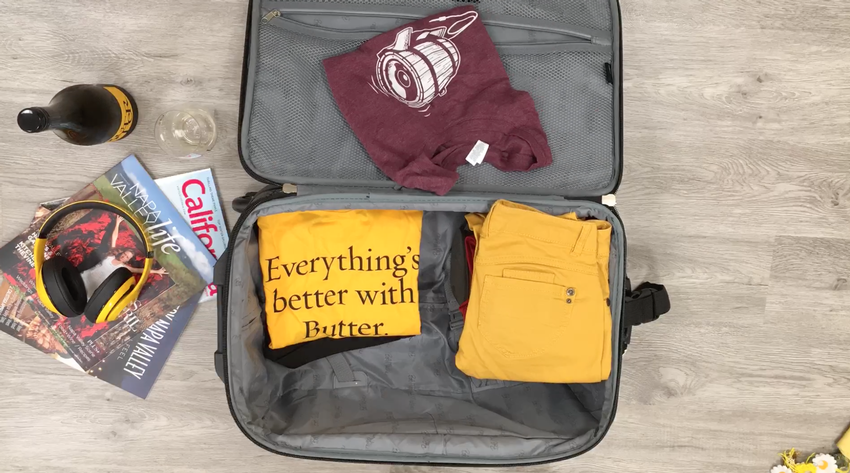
[0,155,228,398]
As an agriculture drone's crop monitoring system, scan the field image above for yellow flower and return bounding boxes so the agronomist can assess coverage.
[811,454,838,473]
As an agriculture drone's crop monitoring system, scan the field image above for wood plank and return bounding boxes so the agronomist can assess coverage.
[2,0,850,471]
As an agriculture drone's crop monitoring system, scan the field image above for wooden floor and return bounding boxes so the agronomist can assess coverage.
[1,0,848,471]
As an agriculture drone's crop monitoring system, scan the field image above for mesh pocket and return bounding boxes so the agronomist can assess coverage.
[273,0,612,30]
[247,14,615,194]
[456,49,614,193]
[248,26,388,182]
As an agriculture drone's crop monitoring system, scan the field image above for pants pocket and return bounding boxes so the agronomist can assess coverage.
[478,274,570,360]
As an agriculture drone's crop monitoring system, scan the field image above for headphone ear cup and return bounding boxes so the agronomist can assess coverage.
[84,267,134,324]
[41,257,87,317]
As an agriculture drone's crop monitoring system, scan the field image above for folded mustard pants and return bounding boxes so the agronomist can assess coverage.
[456,200,613,384]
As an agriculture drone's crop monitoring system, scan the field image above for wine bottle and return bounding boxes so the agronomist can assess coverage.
[17,84,137,145]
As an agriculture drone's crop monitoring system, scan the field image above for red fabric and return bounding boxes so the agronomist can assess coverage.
[464,235,476,278]
[323,6,552,195]
[459,234,477,317]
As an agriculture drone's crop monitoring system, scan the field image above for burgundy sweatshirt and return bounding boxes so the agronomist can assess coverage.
[323,6,552,195]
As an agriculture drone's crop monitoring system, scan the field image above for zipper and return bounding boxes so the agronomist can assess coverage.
[260,7,601,44]
[262,9,608,58]
[262,10,281,23]
[237,0,277,187]
[217,186,287,453]
[217,189,627,466]
[612,0,624,194]
[227,0,627,464]
[239,5,618,196]
[237,15,617,196]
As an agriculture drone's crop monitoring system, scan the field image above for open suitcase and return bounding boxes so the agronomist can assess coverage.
[214,0,671,465]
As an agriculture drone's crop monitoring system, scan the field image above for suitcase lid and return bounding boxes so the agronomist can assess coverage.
[238,0,621,198]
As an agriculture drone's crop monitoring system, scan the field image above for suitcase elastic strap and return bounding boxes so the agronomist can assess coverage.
[327,354,356,383]
[447,295,464,331]
[327,354,366,387]
[444,267,465,351]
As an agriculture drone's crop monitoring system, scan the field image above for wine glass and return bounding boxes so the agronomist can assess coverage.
[154,108,217,159]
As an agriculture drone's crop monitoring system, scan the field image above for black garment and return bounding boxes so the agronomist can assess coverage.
[264,335,406,369]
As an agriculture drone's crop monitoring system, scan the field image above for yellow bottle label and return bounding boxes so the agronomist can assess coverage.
[103,86,135,142]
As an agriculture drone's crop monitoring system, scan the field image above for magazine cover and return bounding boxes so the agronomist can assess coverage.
[0,272,68,354]
[0,266,200,398]
[89,293,201,398]
[0,155,215,371]
[155,169,228,303]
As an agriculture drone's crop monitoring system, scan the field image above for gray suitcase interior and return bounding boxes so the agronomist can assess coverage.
[223,0,626,465]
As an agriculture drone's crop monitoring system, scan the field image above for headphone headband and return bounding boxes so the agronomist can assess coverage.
[38,200,153,257]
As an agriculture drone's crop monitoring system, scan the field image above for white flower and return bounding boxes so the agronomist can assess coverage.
[812,454,838,473]
[770,466,793,473]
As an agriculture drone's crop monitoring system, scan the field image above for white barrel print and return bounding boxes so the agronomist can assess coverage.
[377,34,459,109]
[373,11,478,110]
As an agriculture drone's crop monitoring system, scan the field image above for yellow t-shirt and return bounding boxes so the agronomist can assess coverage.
[258,209,423,349]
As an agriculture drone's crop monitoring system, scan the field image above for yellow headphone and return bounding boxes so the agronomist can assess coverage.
[34,200,154,324]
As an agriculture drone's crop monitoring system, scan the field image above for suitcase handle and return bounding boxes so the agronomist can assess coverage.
[621,279,670,352]
[214,248,231,382]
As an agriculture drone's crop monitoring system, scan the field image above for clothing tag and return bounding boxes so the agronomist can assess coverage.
[465,140,489,166]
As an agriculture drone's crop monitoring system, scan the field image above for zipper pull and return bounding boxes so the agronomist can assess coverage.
[602,194,616,207]
[262,10,281,23]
